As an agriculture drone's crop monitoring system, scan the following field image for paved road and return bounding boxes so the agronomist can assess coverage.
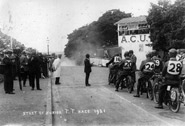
[0,77,49,126]
[52,66,185,126]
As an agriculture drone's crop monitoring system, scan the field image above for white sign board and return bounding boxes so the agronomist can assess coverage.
[118,34,153,69]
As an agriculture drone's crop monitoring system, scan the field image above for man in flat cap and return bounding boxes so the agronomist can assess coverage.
[2,49,15,94]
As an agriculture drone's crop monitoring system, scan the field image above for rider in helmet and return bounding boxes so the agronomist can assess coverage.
[106,53,121,67]
[115,51,135,91]
[152,54,163,73]
[134,52,155,97]
[176,49,183,61]
[106,53,122,85]
[155,48,183,109]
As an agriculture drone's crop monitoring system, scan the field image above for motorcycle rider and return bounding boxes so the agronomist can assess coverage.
[176,49,183,61]
[115,51,135,92]
[106,53,121,66]
[155,48,183,109]
[134,52,155,97]
[106,53,121,85]
[152,55,163,73]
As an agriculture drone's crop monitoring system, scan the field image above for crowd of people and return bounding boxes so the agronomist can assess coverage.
[0,48,56,94]
[1,47,184,110]
[106,49,185,109]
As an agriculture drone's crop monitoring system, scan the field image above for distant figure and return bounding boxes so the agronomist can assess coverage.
[84,54,93,86]
[48,54,56,73]
[42,55,49,78]
[52,54,62,85]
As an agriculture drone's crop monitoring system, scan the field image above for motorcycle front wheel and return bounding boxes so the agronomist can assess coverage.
[147,80,153,100]
[126,76,132,93]
[153,82,160,103]
[169,88,181,113]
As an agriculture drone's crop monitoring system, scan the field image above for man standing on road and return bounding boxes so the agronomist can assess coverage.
[84,54,93,86]
[52,54,62,85]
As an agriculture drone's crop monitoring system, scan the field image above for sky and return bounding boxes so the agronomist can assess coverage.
[0,0,175,53]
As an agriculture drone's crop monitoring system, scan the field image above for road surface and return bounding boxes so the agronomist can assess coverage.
[51,66,185,126]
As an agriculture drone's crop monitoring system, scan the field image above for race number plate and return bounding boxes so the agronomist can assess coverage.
[167,85,171,91]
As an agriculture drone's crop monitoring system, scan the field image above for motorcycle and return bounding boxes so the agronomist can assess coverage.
[152,73,163,103]
[120,74,133,93]
[153,76,182,113]
[108,63,119,85]
[139,75,153,99]
[179,75,185,106]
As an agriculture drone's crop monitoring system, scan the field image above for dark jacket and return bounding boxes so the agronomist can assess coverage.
[119,57,135,75]
[20,55,29,72]
[130,54,137,71]
[139,58,155,78]
[28,55,41,73]
[84,58,92,73]
[2,56,13,76]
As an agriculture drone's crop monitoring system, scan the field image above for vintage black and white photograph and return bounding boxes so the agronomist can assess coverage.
[0,0,185,126]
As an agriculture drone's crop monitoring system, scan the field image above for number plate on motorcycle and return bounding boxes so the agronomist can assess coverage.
[167,86,171,91]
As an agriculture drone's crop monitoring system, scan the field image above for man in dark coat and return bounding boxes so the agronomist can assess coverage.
[2,49,15,94]
[20,51,30,87]
[28,53,42,90]
[84,54,93,86]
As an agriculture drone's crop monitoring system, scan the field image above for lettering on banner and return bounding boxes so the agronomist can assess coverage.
[140,35,146,42]
[121,35,127,43]
[121,34,148,43]
[130,36,136,43]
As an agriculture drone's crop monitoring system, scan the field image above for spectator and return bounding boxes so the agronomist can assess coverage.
[52,54,62,85]
[28,52,42,90]
[2,49,15,94]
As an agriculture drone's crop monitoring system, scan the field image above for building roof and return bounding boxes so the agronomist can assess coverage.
[114,16,147,25]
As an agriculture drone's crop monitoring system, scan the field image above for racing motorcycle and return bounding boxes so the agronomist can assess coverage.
[108,63,119,85]
[179,75,185,106]
[139,75,153,99]
[152,73,163,103]
[120,74,133,93]
[153,76,182,113]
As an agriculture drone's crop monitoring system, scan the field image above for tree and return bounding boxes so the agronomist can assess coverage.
[97,9,131,46]
[64,9,131,64]
[0,29,26,53]
[147,0,185,51]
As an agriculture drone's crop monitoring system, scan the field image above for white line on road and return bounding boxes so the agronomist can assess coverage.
[101,87,174,126]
